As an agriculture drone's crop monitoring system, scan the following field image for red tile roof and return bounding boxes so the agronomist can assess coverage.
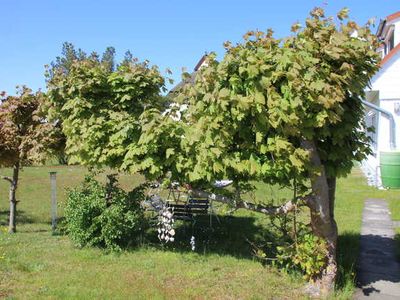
[378,12,400,66]
[387,11,400,22]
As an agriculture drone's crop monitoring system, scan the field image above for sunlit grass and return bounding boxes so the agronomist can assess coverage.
[0,165,398,298]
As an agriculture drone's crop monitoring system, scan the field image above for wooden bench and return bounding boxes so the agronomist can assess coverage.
[167,196,209,221]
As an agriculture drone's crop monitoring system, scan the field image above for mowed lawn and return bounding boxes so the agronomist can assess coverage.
[0,165,399,299]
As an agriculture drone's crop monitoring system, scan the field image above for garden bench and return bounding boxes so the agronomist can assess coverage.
[167,196,210,221]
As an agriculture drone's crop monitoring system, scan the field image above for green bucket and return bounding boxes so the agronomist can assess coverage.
[380,151,400,189]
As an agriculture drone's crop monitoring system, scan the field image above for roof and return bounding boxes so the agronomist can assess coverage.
[376,11,400,67]
[376,11,400,38]
[168,54,208,95]
[380,43,400,67]
[168,72,197,95]
[387,11,400,22]
[194,55,207,71]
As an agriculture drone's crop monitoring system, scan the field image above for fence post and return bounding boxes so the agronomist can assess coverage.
[49,171,57,232]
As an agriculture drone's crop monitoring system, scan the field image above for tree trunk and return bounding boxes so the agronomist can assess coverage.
[302,140,338,297]
[8,162,20,233]
[327,177,336,220]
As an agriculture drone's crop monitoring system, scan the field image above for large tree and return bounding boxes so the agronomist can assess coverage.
[46,8,379,296]
[126,8,379,295]
[0,87,60,233]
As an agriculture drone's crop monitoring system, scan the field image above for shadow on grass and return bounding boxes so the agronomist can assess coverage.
[150,221,374,293]
[336,232,360,291]
[0,210,37,226]
[146,214,264,259]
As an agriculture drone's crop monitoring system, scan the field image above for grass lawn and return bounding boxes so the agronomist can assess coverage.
[0,165,398,299]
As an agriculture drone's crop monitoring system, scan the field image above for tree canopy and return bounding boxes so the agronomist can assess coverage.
[0,87,60,167]
[46,51,168,168]
[45,8,379,294]
[131,8,379,191]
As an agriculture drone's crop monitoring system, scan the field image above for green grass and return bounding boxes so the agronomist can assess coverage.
[0,165,398,299]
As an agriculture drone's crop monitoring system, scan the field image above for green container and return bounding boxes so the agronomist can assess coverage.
[380,151,400,189]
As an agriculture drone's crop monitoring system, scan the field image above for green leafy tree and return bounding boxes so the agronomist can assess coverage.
[127,8,379,295]
[101,46,116,72]
[0,87,61,233]
[46,42,88,164]
[46,44,122,164]
[45,8,378,296]
[48,42,87,79]
[46,50,167,167]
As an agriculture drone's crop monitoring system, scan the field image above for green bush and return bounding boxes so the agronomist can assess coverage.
[254,216,327,281]
[275,224,327,280]
[65,174,147,251]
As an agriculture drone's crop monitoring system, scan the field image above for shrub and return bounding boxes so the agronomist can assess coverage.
[253,216,327,280]
[65,174,147,251]
[275,224,328,280]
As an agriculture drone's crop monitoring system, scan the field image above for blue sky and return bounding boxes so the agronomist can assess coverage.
[0,0,398,95]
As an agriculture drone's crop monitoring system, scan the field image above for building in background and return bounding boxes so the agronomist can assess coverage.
[362,11,400,186]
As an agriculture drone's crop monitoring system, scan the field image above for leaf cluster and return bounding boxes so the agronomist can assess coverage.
[46,51,167,168]
[133,8,379,190]
[0,87,62,167]
[64,173,147,251]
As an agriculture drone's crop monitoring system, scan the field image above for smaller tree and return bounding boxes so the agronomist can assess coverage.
[0,87,60,233]
[46,50,167,169]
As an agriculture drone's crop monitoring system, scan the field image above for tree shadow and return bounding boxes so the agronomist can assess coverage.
[338,230,400,296]
[395,231,400,260]
[144,214,267,260]
[336,232,360,289]
[0,210,37,226]
[355,233,400,296]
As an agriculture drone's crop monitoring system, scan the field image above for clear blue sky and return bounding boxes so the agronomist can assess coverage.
[1,0,398,95]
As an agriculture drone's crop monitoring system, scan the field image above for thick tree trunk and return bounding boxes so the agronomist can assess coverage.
[8,162,20,233]
[301,140,338,297]
[327,177,336,219]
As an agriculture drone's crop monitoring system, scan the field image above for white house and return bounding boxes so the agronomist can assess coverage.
[362,11,400,186]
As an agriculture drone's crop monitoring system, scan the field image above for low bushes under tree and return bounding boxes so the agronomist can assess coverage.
[64,174,147,251]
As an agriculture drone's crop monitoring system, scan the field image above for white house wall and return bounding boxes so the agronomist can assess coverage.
[370,50,400,152]
[361,15,400,187]
[392,20,400,45]
[371,50,400,100]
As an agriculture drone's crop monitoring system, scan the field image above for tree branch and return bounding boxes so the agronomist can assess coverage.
[1,175,13,184]
[192,189,314,216]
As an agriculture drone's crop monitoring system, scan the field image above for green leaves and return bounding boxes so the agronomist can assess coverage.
[156,7,379,188]
[45,8,379,192]
[166,148,175,159]
[254,92,265,105]
[46,50,166,171]
[218,88,230,100]
[337,7,350,21]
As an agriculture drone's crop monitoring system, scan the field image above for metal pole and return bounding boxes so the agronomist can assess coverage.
[361,99,397,150]
[49,172,57,232]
